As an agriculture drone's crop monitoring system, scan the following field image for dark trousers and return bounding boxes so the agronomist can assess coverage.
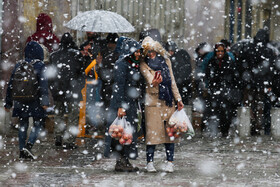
[146,143,175,163]
[204,96,235,136]
[18,117,45,150]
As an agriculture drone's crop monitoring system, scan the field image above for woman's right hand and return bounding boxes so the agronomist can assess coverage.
[118,108,126,118]
[152,75,162,87]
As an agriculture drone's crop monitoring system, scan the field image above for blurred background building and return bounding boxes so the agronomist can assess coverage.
[224,0,280,43]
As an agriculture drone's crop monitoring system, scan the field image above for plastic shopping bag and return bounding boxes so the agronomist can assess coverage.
[167,109,195,139]
[109,117,125,139]
[109,117,133,145]
[119,120,133,145]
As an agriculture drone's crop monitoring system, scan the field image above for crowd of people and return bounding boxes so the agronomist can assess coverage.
[3,13,279,173]
[194,28,278,138]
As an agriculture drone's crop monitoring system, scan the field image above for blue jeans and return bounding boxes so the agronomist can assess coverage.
[18,117,45,150]
[146,143,175,163]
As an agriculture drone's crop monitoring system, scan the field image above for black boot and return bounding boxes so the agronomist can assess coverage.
[19,150,26,159]
[115,158,126,172]
[115,157,139,172]
[23,142,36,160]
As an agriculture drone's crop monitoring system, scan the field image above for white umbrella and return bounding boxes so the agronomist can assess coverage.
[65,10,135,33]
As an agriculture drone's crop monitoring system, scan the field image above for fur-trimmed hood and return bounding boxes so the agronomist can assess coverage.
[142,36,170,59]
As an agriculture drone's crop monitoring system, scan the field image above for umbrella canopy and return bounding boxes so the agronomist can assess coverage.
[65,10,135,33]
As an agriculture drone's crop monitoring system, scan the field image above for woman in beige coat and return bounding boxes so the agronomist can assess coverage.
[140,37,184,173]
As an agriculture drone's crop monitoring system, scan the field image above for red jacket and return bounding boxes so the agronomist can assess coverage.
[26,13,60,52]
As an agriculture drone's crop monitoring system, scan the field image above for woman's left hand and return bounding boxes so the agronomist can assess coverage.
[177,101,184,111]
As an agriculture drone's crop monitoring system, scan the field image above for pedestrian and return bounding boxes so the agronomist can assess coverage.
[26,13,60,53]
[201,41,235,74]
[99,33,120,110]
[79,40,104,134]
[80,32,107,58]
[194,42,212,98]
[140,36,184,173]
[96,33,120,136]
[4,41,49,159]
[165,40,192,105]
[204,42,239,137]
[79,31,106,134]
[192,42,212,132]
[104,36,143,172]
[239,28,276,135]
[48,32,85,149]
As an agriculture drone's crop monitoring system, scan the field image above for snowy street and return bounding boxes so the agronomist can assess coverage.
[1,130,280,187]
[1,0,280,186]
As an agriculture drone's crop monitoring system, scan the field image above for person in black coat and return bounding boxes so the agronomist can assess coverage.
[104,36,143,172]
[204,42,238,137]
[194,42,212,98]
[240,29,276,135]
[48,32,85,149]
[5,41,49,159]
[165,41,192,105]
[99,33,120,110]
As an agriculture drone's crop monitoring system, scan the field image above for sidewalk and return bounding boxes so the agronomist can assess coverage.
[1,128,280,187]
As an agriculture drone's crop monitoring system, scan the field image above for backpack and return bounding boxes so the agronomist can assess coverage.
[11,60,39,103]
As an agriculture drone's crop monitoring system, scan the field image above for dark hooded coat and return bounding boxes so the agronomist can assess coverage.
[240,29,275,91]
[206,52,238,103]
[104,37,142,158]
[204,46,239,135]
[48,33,85,102]
[98,34,120,108]
[5,41,49,117]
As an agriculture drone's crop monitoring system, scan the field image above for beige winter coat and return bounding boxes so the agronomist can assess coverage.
[140,37,182,145]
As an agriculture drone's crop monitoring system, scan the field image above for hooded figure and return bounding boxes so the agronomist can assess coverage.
[165,41,192,104]
[104,36,142,172]
[140,37,183,173]
[194,42,212,96]
[49,32,83,102]
[26,13,60,52]
[5,41,49,117]
[48,32,85,149]
[99,33,120,109]
[240,28,276,135]
[239,29,274,91]
[5,41,49,159]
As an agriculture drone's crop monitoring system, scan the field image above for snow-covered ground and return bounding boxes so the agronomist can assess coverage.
[1,130,280,186]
